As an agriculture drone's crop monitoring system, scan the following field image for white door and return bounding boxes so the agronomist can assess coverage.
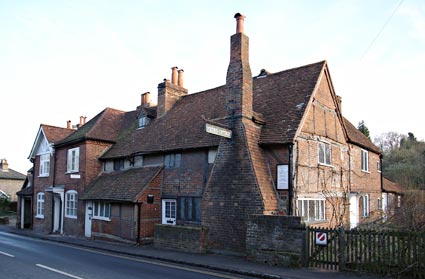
[53,195,61,232]
[349,194,359,229]
[161,199,176,225]
[85,202,93,237]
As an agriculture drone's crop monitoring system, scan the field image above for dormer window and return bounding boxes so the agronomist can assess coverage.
[138,115,148,129]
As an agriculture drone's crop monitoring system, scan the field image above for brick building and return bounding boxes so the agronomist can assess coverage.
[0,158,25,202]
[24,13,398,252]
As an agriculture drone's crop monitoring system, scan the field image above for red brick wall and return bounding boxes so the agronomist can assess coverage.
[138,171,162,239]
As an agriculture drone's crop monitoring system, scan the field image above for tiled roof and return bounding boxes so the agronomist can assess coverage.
[17,185,33,196]
[343,117,381,153]
[255,61,326,144]
[81,166,162,202]
[0,168,26,180]
[56,108,127,146]
[101,86,227,159]
[382,177,403,194]
[41,125,74,144]
[102,62,327,159]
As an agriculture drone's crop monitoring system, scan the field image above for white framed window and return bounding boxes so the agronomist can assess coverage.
[67,147,80,173]
[360,194,370,217]
[65,190,78,219]
[297,199,326,222]
[93,202,111,221]
[208,149,217,164]
[162,199,176,225]
[138,116,148,128]
[376,161,381,172]
[361,149,369,172]
[36,192,45,218]
[318,142,331,166]
[39,154,50,177]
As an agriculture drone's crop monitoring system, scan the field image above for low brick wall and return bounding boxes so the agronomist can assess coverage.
[246,215,306,267]
[154,224,208,253]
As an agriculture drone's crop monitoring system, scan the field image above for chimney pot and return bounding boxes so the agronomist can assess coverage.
[67,120,71,129]
[234,13,246,34]
[141,92,151,107]
[171,66,178,85]
[79,116,84,126]
[178,69,184,88]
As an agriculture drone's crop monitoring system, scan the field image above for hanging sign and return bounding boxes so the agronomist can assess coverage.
[205,123,232,139]
[315,231,328,246]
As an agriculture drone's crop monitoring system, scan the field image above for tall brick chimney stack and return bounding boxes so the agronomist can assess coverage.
[0,159,8,171]
[226,13,253,118]
[157,67,188,118]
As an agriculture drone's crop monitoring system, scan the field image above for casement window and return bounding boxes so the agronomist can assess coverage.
[164,153,181,168]
[178,197,201,223]
[360,194,370,217]
[377,198,382,210]
[93,202,111,220]
[65,190,78,219]
[36,192,45,218]
[138,116,148,128]
[318,142,332,166]
[297,199,326,222]
[162,199,177,225]
[208,149,217,164]
[67,147,80,173]
[377,161,381,172]
[39,154,50,177]
[113,159,125,171]
[397,196,401,208]
[361,149,369,172]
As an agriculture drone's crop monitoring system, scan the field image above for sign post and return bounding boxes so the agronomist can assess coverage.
[205,123,232,139]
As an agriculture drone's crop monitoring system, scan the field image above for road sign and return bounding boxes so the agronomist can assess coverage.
[205,123,232,139]
[315,231,328,246]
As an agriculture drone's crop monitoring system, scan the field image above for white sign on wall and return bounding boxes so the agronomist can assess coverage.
[205,123,232,139]
[277,164,289,190]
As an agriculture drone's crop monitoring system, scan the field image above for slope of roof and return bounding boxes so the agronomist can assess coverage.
[102,86,227,159]
[102,61,327,159]
[382,177,403,194]
[81,166,162,202]
[55,108,127,146]
[343,117,381,153]
[254,61,326,144]
[41,124,74,144]
[0,168,26,180]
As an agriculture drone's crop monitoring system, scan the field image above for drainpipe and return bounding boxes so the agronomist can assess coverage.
[136,202,141,243]
[288,143,294,215]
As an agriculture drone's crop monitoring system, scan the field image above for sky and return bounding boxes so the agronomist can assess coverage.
[1,0,424,174]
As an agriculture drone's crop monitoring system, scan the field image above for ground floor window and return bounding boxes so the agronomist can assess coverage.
[93,202,111,220]
[65,190,78,218]
[36,192,45,218]
[178,196,201,223]
[297,199,325,222]
[360,194,370,217]
[162,199,176,225]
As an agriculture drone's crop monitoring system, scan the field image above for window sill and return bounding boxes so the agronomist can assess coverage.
[92,217,111,222]
[318,163,333,168]
[35,215,44,219]
[38,175,50,178]
[65,215,77,219]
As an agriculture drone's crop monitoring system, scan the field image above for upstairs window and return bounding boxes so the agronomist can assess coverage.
[113,159,125,171]
[67,147,80,173]
[318,142,331,166]
[165,153,181,168]
[36,192,45,218]
[361,149,369,172]
[138,115,148,128]
[65,190,78,219]
[39,154,50,177]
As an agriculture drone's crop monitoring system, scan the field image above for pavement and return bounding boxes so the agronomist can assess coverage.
[0,216,386,279]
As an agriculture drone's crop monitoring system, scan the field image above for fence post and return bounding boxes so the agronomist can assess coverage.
[303,227,310,267]
[338,226,346,271]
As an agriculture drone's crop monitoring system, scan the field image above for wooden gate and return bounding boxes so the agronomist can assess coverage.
[306,226,425,278]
